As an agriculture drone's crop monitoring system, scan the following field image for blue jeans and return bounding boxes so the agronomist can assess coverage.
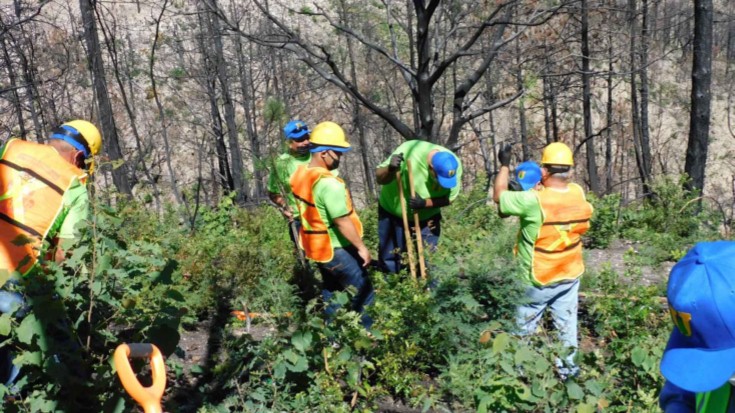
[377,206,441,274]
[516,278,580,377]
[317,246,375,328]
[0,289,26,387]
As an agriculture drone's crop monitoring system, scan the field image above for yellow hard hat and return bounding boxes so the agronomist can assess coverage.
[308,121,351,153]
[52,120,102,172]
[541,142,574,166]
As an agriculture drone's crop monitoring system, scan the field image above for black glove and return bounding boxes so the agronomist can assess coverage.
[388,153,404,171]
[498,143,512,167]
[409,196,427,209]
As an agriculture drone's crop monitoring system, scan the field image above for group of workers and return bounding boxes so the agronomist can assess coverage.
[268,120,463,328]
[269,119,735,411]
[0,116,731,411]
[269,119,592,377]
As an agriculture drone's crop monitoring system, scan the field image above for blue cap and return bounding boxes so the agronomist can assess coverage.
[515,161,542,191]
[660,241,735,392]
[283,120,310,139]
[431,152,459,189]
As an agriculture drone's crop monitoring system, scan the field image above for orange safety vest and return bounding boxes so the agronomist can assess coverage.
[0,139,86,276]
[290,165,363,263]
[532,183,593,285]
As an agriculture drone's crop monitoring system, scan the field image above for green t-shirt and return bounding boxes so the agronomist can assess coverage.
[313,173,353,249]
[378,140,463,221]
[55,178,89,241]
[267,153,311,219]
[498,190,543,283]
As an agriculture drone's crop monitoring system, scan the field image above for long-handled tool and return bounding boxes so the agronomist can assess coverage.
[406,160,427,279]
[114,343,166,413]
[289,220,308,269]
[396,170,417,279]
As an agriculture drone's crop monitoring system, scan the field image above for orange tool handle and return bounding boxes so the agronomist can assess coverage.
[114,343,166,413]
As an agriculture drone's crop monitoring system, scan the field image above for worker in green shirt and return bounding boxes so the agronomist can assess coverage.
[493,142,593,381]
[290,122,374,328]
[375,140,462,273]
[267,120,312,248]
[0,120,101,392]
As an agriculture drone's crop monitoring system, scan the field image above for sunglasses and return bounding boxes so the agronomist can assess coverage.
[291,136,309,143]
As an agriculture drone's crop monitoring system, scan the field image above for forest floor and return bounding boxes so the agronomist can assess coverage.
[585,239,675,286]
[169,239,675,412]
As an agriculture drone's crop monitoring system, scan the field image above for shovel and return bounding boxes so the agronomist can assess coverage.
[114,343,166,413]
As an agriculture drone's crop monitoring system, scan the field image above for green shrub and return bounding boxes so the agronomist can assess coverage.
[619,175,721,263]
[1,199,191,412]
[0,170,692,412]
[586,193,620,249]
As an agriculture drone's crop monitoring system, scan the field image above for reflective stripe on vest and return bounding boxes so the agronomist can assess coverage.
[696,384,732,413]
[0,139,86,276]
[290,165,363,263]
[532,183,593,285]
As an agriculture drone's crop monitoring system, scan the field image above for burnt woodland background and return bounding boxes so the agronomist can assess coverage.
[2,0,735,218]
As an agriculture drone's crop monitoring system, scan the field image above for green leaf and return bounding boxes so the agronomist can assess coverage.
[28,393,57,412]
[0,313,12,336]
[531,379,546,397]
[631,346,646,367]
[576,403,596,413]
[347,363,360,386]
[250,388,267,402]
[66,245,89,267]
[291,330,312,352]
[97,252,113,273]
[333,292,349,306]
[14,350,42,367]
[516,383,532,400]
[283,349,299,364]
[477,395,492,413]
[492,332,510,354]
[584,379,603,397]
[338,347,353,362]
[16,314,44,348]
[288,355,309,373]
[566,380,585,400]
[514,345,535,364]
[499,359,515,375]
[273,361,286,380]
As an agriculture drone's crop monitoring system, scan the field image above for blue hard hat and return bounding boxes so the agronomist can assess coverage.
[283,120,310,139]
[661,241,735,392]
[431,152,460,189]
[515,161,542,191]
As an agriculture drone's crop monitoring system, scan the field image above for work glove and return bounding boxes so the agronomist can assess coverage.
[408,195,427,209]
[388,153,404,171]
[498,143,512,167]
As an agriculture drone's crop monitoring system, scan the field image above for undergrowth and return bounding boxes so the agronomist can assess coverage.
[0,173,725,412]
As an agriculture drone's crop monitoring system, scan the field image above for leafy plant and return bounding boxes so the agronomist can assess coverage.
[586,193,620,249]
